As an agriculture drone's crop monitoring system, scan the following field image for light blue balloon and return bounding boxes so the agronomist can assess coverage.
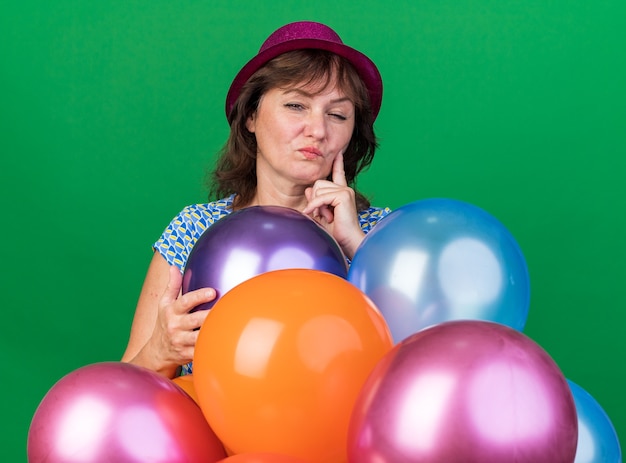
[348,198,530,343]
[568,380,622,463]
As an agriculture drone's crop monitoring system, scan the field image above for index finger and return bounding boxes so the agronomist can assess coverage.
[332,151,348,187]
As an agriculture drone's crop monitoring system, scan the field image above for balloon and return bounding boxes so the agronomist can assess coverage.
[28,362,226,463]
[568,380,622,462]
[348,320,578,463]
[183,206,348,311]
[348,198,530,342]
[218,453,311,463]
[193,269,393,463]
[172,374,199,404]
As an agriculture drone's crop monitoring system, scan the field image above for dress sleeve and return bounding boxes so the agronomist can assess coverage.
[152,197,235,271]
[153,206,203,271]
[359,206,392,234]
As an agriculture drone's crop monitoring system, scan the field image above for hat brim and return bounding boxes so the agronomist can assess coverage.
[225,38,383,121]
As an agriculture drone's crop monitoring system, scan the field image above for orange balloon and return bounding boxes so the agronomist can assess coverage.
[218,453,310,463]
[172,374,199,404]
[193,269,393,463]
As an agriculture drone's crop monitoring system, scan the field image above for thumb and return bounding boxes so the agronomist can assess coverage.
[161,264,183,305]
[304,186,313,202]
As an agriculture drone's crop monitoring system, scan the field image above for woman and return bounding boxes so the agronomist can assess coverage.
[122,21,391,378]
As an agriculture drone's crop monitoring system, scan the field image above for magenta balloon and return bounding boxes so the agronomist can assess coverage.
[182,206,348,311]
[28,362,226,463]
[348,321,578,463]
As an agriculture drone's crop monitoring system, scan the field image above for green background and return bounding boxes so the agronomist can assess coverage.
[2,0,624,460]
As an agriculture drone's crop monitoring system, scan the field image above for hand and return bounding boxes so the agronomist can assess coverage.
[302,151,365,259]
[145,265,216,375]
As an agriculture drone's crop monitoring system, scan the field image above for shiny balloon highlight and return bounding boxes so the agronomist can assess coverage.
[347,320,578,463]
[193,269,393,463]
[348,198,530,342]
[568,379,622,463]
[27,362,226,463]
[183,206,348,311]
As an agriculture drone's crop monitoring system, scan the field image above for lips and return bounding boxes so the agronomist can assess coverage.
[299,147,323,160]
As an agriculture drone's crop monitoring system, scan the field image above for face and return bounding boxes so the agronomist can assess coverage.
[246,80,355,189]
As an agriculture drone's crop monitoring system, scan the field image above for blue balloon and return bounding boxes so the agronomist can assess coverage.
[348,198,530,343]
[568,380,622,463]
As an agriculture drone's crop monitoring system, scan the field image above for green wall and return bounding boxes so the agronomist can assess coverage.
[2,0,624,460]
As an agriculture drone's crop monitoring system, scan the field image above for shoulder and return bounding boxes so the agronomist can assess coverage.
[178,195,235,218]
[358,206,392,234]
[175,195,235,230]
[153,195,235,269]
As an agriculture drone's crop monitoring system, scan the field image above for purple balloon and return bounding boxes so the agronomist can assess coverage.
[348,321,578,463]
[182,206,348,311]
[28,362,227,463]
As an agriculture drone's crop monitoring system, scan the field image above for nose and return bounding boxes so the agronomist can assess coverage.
[303,110,326,139]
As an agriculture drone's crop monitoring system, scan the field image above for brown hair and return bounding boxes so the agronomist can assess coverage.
[209,49,379,210]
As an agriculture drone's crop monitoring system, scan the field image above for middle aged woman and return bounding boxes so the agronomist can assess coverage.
[121,21,391,378]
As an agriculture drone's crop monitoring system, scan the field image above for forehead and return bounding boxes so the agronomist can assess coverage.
[284,81,349,98]
[277,74,355,101]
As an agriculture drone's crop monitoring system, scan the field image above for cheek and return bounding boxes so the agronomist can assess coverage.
[260,116,298,144]
[335,123,355,148]
[254,119,280,150]
[322,157,336,177]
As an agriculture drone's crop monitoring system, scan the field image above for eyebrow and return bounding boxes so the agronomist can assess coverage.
[283,88,353,105]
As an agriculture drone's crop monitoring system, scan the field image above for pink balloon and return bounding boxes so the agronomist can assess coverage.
[348,321,578,463]
[28,362,226,463]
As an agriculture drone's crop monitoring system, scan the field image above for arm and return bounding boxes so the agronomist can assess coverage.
[121,252,216,378]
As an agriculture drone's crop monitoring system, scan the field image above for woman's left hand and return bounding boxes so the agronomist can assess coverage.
[303,151,365,259]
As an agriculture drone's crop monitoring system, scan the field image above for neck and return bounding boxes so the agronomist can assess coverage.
[244,188,308,212]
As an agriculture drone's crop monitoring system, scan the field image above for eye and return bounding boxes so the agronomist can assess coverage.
[285,103,305,111]
[329,112,348,121]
